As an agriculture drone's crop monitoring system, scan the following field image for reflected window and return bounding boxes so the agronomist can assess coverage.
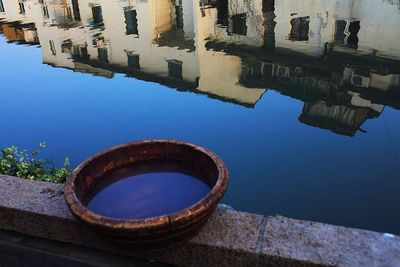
[289,16,309,41]
[92,5,103,24]
[347,21,360,48]
[19,2,25,14]
[175,5,184,30]
[124,7,138,35]
[334,20,347,44]
[61,41,72,53]
[262,62,274,80]
[80,46,90,62]
[72,46,81,59]
[240,61,263,86]
[0,0,5,13]
[230,13,247,36]
[216,0,228,27]
[42,6,49,18]
[72,0,81,21]
[127,53,140,70]
[98,48,108,63]
[72,46,90,62]
[262,0,275,12]
[49,40,56,55]
[167,60,183,79]
[335,20,360,49]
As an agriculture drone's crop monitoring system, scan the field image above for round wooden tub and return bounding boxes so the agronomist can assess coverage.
[64,140,228,249]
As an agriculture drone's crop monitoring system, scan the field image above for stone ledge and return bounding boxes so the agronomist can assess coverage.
[261,217,400,267]
[0,174,399,267]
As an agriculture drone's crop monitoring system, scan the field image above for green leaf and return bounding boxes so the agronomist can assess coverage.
[0,143,71,184]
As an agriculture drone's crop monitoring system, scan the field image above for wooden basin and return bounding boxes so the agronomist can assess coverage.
[64,140,228,248]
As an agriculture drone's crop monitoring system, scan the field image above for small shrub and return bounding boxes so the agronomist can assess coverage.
[0,142,71,183]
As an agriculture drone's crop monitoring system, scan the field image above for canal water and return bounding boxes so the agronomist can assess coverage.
[0,0,399,234]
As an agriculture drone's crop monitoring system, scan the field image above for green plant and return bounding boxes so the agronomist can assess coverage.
[0,142,71,183]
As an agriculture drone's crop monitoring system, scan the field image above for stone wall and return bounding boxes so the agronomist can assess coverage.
[0,174,399,267]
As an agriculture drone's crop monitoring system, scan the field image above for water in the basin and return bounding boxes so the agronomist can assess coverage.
[86,171,211,219]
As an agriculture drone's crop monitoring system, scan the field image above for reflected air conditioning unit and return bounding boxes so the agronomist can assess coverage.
[351,74,370,88]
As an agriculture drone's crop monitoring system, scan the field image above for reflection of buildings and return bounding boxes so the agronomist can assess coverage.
[203,0,400,136]
[0,0,38,45]
[299,96,384,136]
[0,22,38,44]
[1,0,400,136]
[204,0,400,59]
[0,0,266,106]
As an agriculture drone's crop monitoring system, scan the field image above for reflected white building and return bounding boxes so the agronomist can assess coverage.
[0,0,267,106]
[1,0,399,112]
[272,0,400,62]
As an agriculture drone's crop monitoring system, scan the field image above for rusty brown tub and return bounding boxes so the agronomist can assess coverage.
[64,140,228,248]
